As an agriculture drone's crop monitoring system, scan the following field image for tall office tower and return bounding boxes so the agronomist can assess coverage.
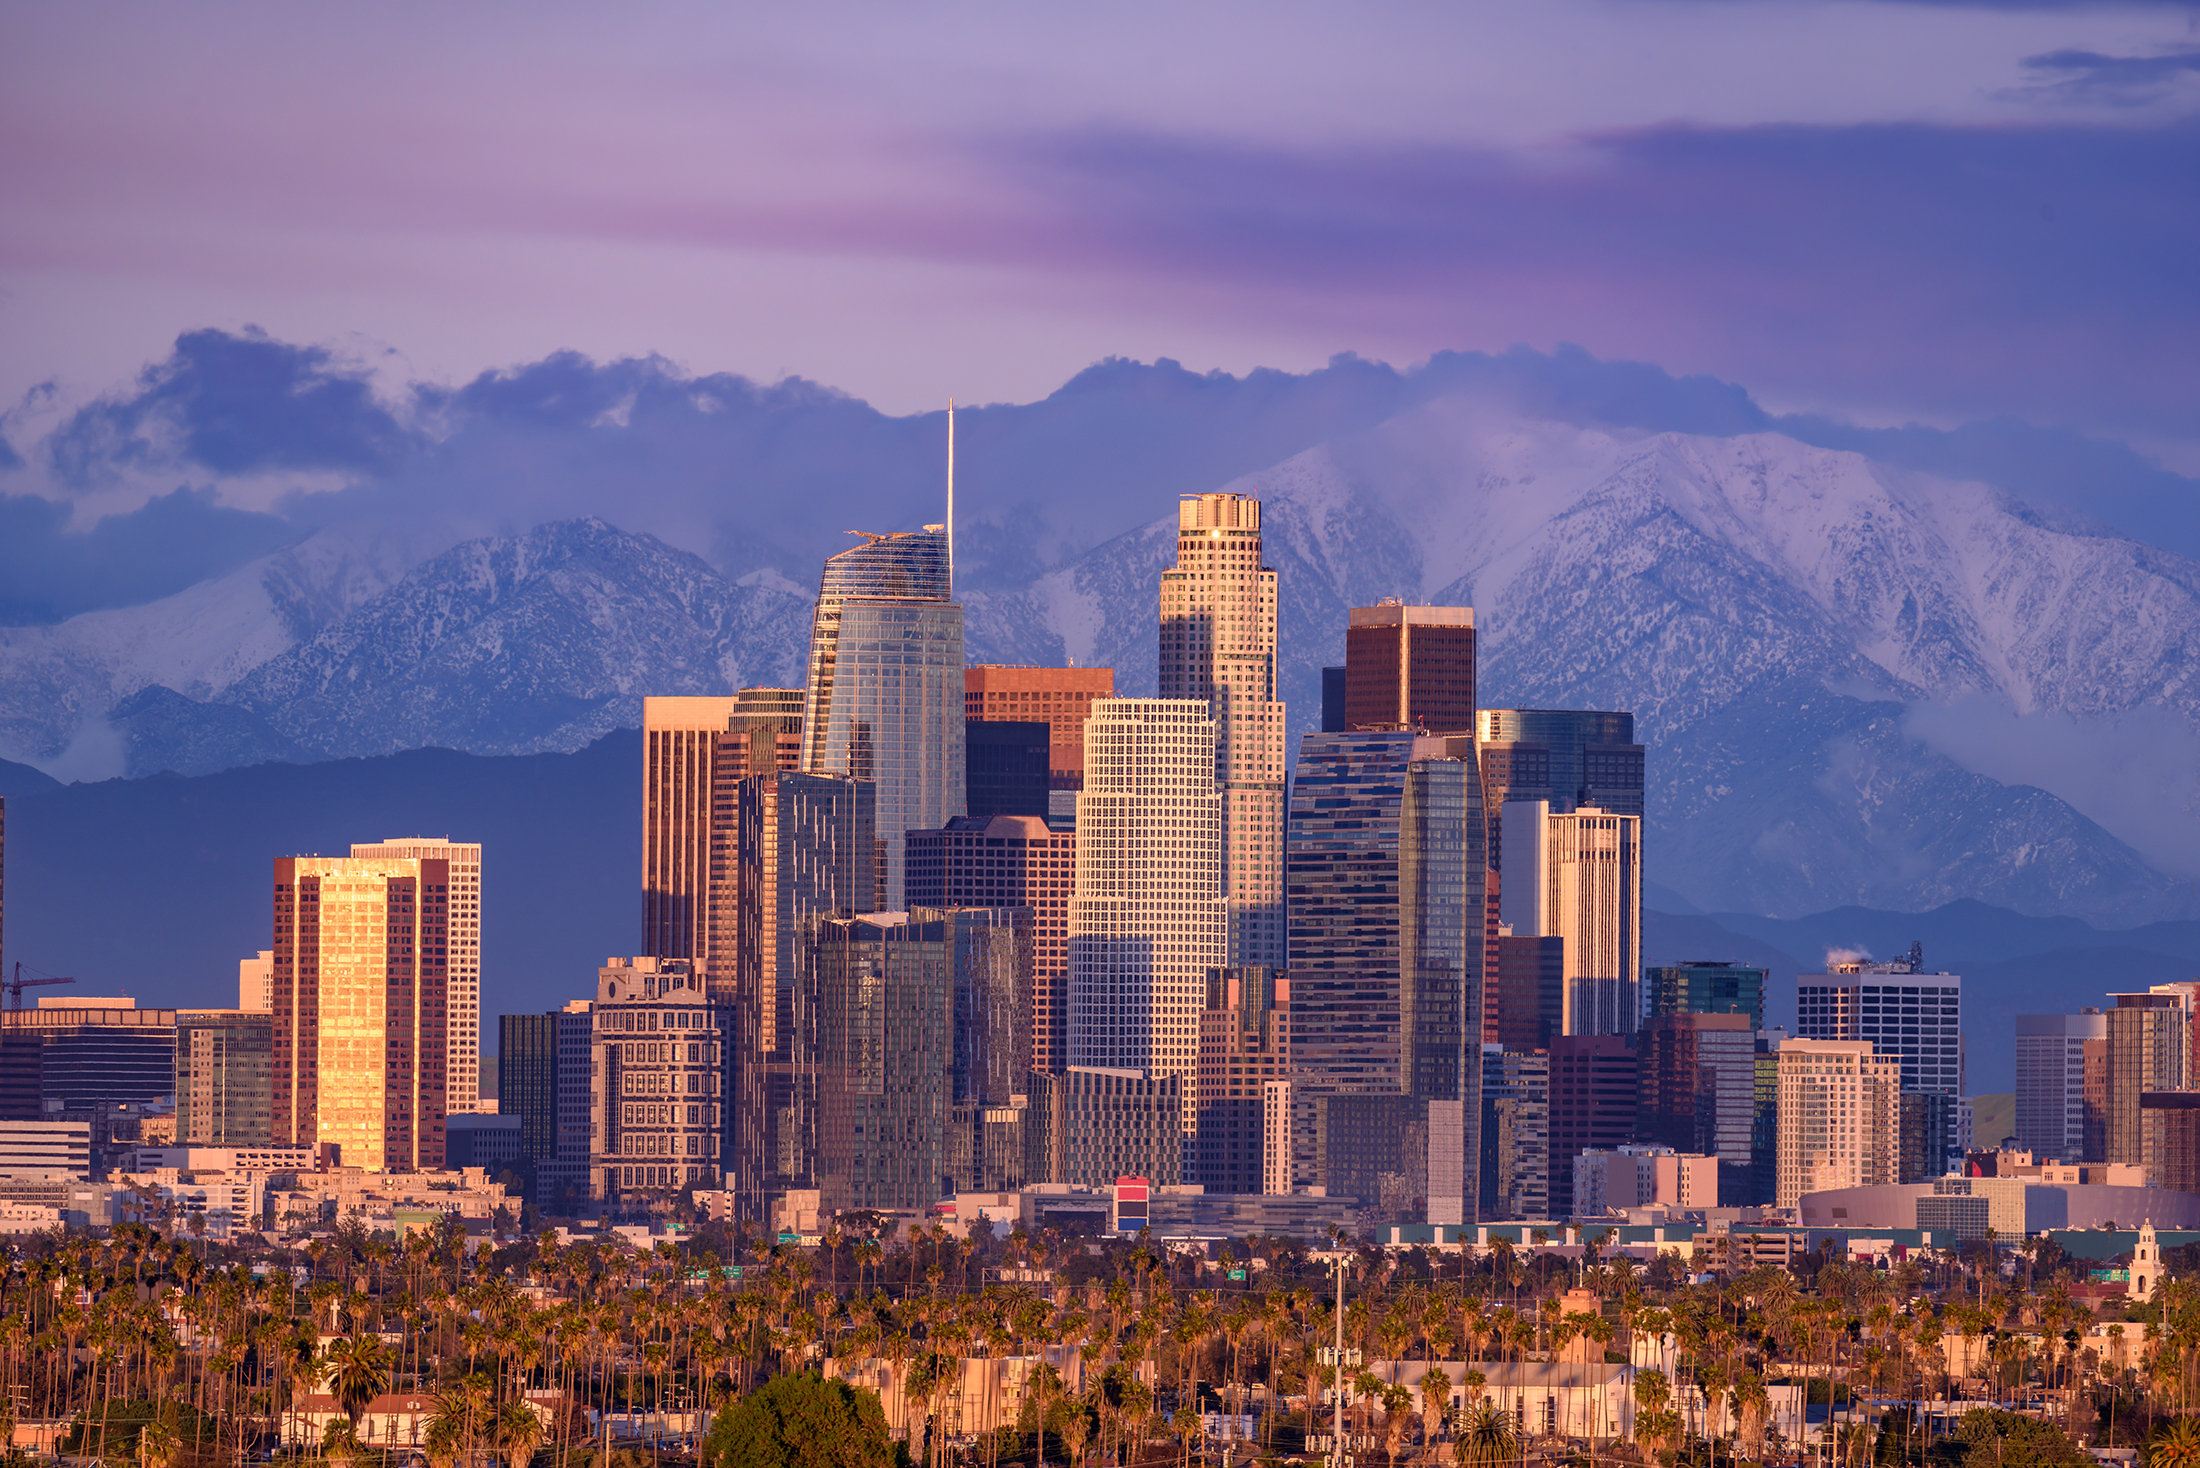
[1524,807,1643,1036]
[1774,1038,1901,1207]
[735,771,876,1213]
[801,526,964,910]
[174,1009,274,1146]
[907,814,1075,1076]
[966,665,1116,827]
[1646,962,1767,1031]
[1493,933,1564,1051]
[644,696,744,994]
[351,839,482,1114]
[499,1012,559,1167]
[538,999,595,1209]
[1342,601,1476,733]
[964,721,1052,820]
[1158,493,1285,967]
[238,952,273,1011]
[1796,946,1963,1095]
[1320,667,1347,732]
[1899,1092,1962,1183]
[2016,1009,2108,1162]
[2106,991,2192,1184]
[1635,1013,1756,1201]
[1480,1045,1551,1221]
[813,906,1030,1210]
[1069,699,1225,1126]
[272,855,450,1172]
[1547,1034,1638,1218]
[720,688,806,777]
[1476,709,1644,816]
[589,957,729,1203]
[1749,1032,1784,1207]
[704,688,808,995]
[1399,756,1487,1225]
[1195,968,1290,1195]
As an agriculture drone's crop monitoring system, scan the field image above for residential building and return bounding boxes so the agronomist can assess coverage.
[1548,1034,1638,1218]
[1028,1068,1183,1188]
[1194,967,1289,1195]
[1774,1038,1901,1208]
[733,770,877,1212]
[0,999,177,1111]
[1493,933,1564,1051]
[0,1120,91,1175]
[965,665,1115,826]
[965,721,1051,821]
[800,525,964,910]
[589,957,729,1202]
[907,813,1074,1075]
[1068,699,1225,1127]
[1645,962,1767,1031]
[1574,1145,1717,1215]
[1796,945,1963,1096]
[350,839,482,1114]
[1480,1045,1550,1221]
[2107,990,2193,1185]
[1261,1079,1294,1194]
[272,855,452,1172]
[1634,1013,1755,1200]
[175,1009,274,1146]
[1157,492,1285,968]
[2016,1009,2107,1163]
[238,951,273,1011]
[1341,601,1476,734]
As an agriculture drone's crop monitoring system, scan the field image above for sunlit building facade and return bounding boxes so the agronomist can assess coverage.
[350,839,481,1112]
[589,957,730,1202]
[175,1009,275,1147]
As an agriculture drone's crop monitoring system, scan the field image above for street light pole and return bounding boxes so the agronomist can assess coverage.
[1334,1253,1348,1468]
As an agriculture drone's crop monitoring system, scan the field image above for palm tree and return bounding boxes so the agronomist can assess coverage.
[1458,1401,1518,1466]
[498,1398,547,1468]
[321,1333,393,1433]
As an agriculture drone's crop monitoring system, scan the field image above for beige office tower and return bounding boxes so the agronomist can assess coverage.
[2107,989,2194,1185]
[352,839,483,1114]
[1068,699,1226,1129]
[1510,804,1641,1035]
[1775,1038,1900,1207]
[1158,493,1285,967]
[238,951,273,1011]
[272,854,452,1171]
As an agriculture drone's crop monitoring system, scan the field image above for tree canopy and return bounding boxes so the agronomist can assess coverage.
[704,1373,906,1468]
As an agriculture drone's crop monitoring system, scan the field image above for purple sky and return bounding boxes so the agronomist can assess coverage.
[3,1,2197,453]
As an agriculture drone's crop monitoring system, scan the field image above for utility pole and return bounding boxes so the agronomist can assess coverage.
[1334,1252,1348,1468]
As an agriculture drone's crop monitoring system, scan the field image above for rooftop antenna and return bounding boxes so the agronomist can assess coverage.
[947,398,955,595]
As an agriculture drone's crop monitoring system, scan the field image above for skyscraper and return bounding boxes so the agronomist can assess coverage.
[1069,699,1225,1127]
[1480,1045,1551,1220]
[1195,968,1290,1195]
[351,839,481,1113]
[1342,602,1476,734]
[1548,1034,1638,1217]
[1532,807,1642,1036]
[2107,990,2191,1184]
[175,1009,274,1146]
[801,526,964,910]
[588,957,730,1202]
[965,665,1115,826]
[1646,962,1768,1031]
[2016,1009,2107,1163]
[1493,933,1564,1051]
[1635,1012,1756,1200]
[1158,493,1285,967]
[734,771,877,1213]
[1775,1038,1901,1207]
[906,814,1075,1076]
[499,1012,560,1165]
[1475,709,1644,816]
[272,854,451,1171]
[963,721,1052,820]
[1796,946,1963,1095]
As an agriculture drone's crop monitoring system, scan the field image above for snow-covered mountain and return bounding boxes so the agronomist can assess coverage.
[2,390,2194,923]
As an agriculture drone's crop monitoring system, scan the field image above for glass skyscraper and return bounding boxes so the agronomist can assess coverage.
[800,526,964,910]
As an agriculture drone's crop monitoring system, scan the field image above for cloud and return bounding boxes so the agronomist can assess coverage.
[2012,45,2200,105]
[44,327,417,490]
[0,486,298,624]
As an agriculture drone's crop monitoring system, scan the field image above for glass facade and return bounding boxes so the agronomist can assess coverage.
[175,1009,274,1147]
[1479,1044,1550,1221]
[1635,1013,1756,1195]
[907,814,1073,1077]
[1646,961,1768,1031]
[964,719,1051,820]
[1194,967,1289,1194]
[1401,757,1487,1225]
[1475,709,1643,815]
[497,1012,559,1160]
[800,527,963,911]
[350,839,481,1115]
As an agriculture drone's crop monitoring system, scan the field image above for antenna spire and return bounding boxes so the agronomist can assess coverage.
[946,398,955,594]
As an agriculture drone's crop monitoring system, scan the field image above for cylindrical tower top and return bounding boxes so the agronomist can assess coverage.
[1178,492,1262,531]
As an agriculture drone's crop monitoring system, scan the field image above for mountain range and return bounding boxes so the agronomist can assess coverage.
[2,345,2196,929]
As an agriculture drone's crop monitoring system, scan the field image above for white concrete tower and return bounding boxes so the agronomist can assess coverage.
[1068,699,1226,1128]
[1158,493,1285,968]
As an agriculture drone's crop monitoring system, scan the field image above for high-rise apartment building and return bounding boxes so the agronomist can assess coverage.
[1158,493,1285,967]
[351,839,481,1112]
[2017,1009,2108,1163]
[813,907,1031,1210]
[589,957,729,1202]
[1509,806,1641,1036]
[907,814,1074,1077]
[1342,602,1476,734]
[1635,1013,1756,1199]
[1796,946,1962,1095]
[1068,699,1225,1127]
[734,772,876,1213]
[1195,968,1290,1195]
[801,526,964,910]
[1646,962,1767,1031]
[174,1009,274,1146]
[966,665,1115,826]
[272,855,450,1171]
[1548,1034,1638,1218]
[1775,1038,1901,1206]
[1028,1068,1184,1188]
[1481,1045,1551,1221]
[2106,990,2192,1185]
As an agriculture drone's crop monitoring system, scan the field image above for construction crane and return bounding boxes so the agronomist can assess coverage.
[6,963,75,1011]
